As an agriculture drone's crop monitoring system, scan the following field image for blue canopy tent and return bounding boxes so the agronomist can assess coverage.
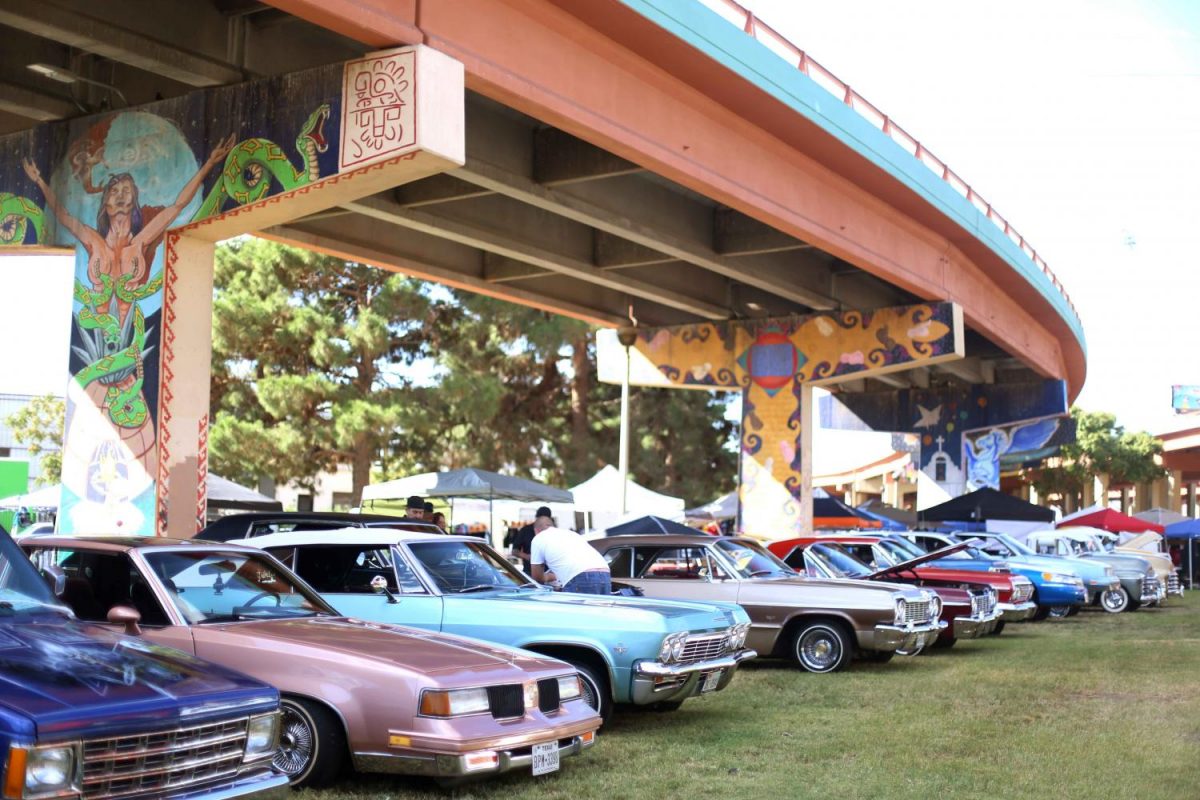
[853,504,908,531]
[1165,519,1200,588]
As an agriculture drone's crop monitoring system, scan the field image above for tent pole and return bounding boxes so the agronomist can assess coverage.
[619,343,631,516]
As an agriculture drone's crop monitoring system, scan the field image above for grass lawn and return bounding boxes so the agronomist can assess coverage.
[304,594,1200,800]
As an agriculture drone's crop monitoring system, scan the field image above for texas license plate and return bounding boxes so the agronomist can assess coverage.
[701,670,723,693]
[531,741,559,776]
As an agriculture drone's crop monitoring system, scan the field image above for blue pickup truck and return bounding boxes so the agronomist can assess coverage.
[0,527,287,800]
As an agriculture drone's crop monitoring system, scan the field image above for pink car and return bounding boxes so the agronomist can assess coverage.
[22,536,599,788]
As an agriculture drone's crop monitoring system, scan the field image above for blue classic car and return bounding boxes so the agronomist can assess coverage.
[0,527,287,800]
[898,532,1091,619]
[241,529,756,721]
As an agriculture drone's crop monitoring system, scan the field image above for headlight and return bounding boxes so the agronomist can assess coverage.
[894,597,906,625]
[420,687,492,717]
[523,680,539,710]
[558,675,583,701]
[732,623,750,649]
[244,713,279,761]
[1104,566,1115,577]
[929,595,942,621]
[4,743,80,799]
[670,635,686,662]
[1041,572,1076,584]
[659,633,687,663]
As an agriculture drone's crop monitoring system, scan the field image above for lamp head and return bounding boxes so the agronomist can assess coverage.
[616,326,638,348]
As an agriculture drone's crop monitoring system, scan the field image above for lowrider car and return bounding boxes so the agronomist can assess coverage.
[1024,530,1162,611]
[198,511,446,542]
[1103,531,1184,597]
[241,529,756,722]
[766,537,1000,647]
[589,534,943,672]
[21,536,600,787]
[0,527,289,800]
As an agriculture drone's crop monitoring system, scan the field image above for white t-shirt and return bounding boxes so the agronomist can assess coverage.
[529,527,610,587]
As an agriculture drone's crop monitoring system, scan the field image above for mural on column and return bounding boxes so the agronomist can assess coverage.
[0,70,345,533]
[821,379,1069,501]
[614,303,963,535]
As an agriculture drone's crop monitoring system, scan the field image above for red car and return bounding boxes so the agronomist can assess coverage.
[769,536,1029,645]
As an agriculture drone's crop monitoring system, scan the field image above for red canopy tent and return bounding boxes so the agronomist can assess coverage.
[1058,508,1164,534]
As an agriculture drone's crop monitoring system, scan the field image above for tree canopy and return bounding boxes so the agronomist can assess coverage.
[3,395,64,486]
[1031,407,1163,505]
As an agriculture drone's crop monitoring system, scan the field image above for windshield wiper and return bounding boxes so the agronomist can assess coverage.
[746,570,776,578]
[457,584,500,593]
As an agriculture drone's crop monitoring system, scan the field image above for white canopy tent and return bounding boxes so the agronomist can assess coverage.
[570,465,685,533]
[0,483,62,510]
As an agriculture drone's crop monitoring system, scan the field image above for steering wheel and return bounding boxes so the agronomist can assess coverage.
[242,590,282,607]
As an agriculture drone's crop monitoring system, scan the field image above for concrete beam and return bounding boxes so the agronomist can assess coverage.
[936,356,995,385]
[0,81,76,121]
[714,207,811,255]
[342,195,731,320]
[0,0,243,87]
[455,158,839,310]
[593,231,676,268]
[533,128,642,186]
[393,173,492,207]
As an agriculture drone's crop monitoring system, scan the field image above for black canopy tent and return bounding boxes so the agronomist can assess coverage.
[918,487,1055,523]
[605,516,708,536]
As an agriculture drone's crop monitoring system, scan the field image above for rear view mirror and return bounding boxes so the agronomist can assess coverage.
[199,560,237,576]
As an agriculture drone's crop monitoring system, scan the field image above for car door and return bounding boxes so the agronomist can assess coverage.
[616,545,741,604]
[280,544,444,628]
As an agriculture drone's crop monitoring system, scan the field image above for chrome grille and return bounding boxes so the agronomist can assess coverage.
[1168,573,1181,593]
[1011,581,1034,603]
[1142,575,1160,596]
[970,591,996,618]
[901,600,930,625]
[82,718,248,800]
[677,631,732,664]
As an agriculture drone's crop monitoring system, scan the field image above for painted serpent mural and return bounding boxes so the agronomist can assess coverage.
[0,192,46,245]
[190,104,330,222]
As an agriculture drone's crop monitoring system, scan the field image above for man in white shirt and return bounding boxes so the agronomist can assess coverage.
[530,524,612,595]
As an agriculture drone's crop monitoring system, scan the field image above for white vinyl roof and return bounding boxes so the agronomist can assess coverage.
[233,527,472,550]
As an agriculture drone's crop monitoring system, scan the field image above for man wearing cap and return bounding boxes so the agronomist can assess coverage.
[512,506,551,573]
[402,495,425,521]
[530,522,611,595]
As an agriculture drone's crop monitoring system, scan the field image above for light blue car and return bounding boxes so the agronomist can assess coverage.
[240,529,756,721]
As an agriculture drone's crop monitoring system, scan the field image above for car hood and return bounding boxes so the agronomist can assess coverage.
[745,575,927,601]
[201,616,550,675]
[447,588,744,631]
[905,566,1014,589]
[1074,553,1153,575]
[0,618,273,739]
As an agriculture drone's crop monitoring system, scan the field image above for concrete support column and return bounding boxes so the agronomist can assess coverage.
[1165,471,1182,514]
[1188,482,1197,518]
[154,234,216,538]
[1120,486,1131,513]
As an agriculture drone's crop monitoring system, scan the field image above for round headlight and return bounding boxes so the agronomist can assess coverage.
[670,636,686,662]
[929,595,942,620]
[895,597,906,624]
[659,635,675,662]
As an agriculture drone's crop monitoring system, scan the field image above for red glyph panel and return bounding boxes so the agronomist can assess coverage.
[339,49,417,171]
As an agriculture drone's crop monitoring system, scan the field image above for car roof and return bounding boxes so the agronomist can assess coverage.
[20,535,261,554]
[235,527,478,548]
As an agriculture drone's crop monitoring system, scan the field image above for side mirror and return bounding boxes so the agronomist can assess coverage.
[370,575,398,604]
[107,605,142,636]
[41,565,67,598]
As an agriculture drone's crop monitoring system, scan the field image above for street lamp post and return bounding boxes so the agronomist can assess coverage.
[616,326,638,515]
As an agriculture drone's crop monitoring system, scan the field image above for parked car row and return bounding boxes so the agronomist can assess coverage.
[2,515,1180,797]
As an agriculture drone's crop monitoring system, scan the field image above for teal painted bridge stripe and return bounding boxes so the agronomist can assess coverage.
[617,0,1086,355]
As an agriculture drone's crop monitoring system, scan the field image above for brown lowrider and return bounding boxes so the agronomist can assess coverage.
[591,535,944,672]
[22,536,599,788]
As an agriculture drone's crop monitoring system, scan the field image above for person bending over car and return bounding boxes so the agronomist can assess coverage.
[531,521,612,595]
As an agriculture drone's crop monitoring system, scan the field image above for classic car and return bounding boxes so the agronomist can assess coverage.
[900,532,1092,619]
[0,528,288,800]
[1058,527,1178,600]
[198,511,446,542]
[589,534,943,672]
[1023,530,1162,611]
[240,529,756,722]
[21,536,600,787]
[1100,531,1184,597]
[765,537,1000,647]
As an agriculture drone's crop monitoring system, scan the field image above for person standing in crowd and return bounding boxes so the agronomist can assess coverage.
[530,521,612,595]
[513,506,552,573]
[430,511,447,532]
[402,495,425,521]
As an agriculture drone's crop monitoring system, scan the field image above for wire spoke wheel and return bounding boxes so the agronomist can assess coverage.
[275,703,316,778]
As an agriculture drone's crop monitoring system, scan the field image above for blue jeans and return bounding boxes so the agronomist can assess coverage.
[563,570,612,595]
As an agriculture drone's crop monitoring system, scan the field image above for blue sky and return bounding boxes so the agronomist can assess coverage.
[4,0,1198,438]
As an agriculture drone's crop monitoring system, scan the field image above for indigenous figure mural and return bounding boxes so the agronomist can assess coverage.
[963,416,1074,492]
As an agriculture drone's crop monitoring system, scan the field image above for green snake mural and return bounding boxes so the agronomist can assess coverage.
[71,273,160,428]
[190,104,330,222]
[0,193,47,245]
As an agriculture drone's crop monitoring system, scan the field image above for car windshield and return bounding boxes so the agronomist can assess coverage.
[873,540,914,566]
[405,540,531,593]
[991,534,1034,556]
[885,537,926,559]
[807,543,873,578]
[0,531,68,617]
[714,539,794,578]
[143,550,335,624]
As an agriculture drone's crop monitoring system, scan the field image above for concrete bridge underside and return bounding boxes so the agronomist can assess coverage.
[0,0,1086,533]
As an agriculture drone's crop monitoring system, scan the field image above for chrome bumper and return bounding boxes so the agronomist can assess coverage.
[353,733,595,778]
[179,770,289,800]
[997,601,1037,622]
[952,614,1000,639]
[630,649,756,705]
[871,621,944,653]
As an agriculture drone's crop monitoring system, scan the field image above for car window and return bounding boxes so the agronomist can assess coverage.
[603,547,633,578]
[292,545,422,594]
[26,547,170,626]
[713,539,791,578]
[635,547,710,580]
[405,540,527,593]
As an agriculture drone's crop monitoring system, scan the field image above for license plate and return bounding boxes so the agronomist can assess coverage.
[531,741,559,776]
[701,670,722,693]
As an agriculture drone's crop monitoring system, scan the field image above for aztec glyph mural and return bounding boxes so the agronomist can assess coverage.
[0,45,464,535]
[821,380,1071,503]
[597,302,964,535]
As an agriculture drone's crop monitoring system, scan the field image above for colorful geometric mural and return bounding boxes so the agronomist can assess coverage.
[1172,385,1200,414]
[0,45,464,535]
[821,380,1069,499]
[606,303,964,536]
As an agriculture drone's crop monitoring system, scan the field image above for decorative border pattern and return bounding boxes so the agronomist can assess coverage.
[154,232,180,537]
[195,413,208,533]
